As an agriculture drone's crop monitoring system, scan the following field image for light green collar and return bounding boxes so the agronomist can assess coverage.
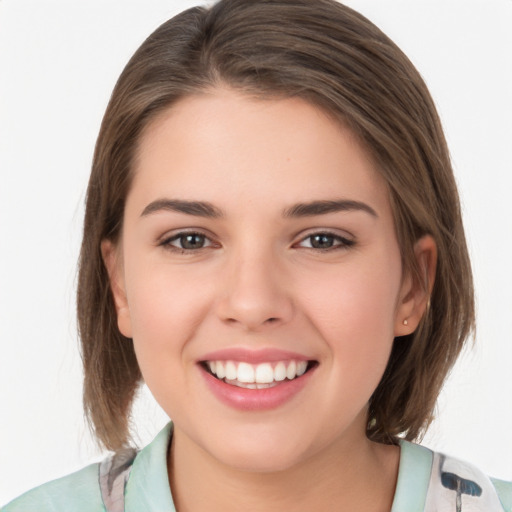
[124,424,434,511]
[125,422,175,512]
[391,440,433,512]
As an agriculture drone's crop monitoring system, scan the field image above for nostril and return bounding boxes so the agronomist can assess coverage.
[224,316,280,326]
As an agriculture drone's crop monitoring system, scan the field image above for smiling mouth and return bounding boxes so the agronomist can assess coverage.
[201,360,317,389]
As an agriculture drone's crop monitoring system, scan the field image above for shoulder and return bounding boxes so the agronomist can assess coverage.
[400,441,512,512]
[1,463,105,512]
[492,478,512,512]
[1,423,173,512]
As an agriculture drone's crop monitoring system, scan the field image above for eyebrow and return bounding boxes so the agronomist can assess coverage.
[141,199,223,218]
[140,198,377,219]
[283,199,378,218]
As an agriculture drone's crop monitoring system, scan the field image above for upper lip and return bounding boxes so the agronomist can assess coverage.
[199,347,314,364]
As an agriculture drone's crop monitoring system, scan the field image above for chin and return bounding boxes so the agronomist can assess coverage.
[203,425,318,474]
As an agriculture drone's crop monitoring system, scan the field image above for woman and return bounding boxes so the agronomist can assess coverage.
[2,1,511,510]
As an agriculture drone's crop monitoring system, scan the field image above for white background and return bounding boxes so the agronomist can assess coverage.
[1,0,511,504]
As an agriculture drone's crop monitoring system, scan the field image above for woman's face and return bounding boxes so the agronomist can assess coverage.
[105,88,426,472]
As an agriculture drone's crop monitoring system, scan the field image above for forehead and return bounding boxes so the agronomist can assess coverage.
[129,88,390,217]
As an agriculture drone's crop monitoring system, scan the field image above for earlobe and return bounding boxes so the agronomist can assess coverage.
[395,235,437,336]
[101,239,133,338]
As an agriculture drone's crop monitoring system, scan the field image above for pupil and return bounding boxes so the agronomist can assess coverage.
[182,234,204,249]
[312,234,333,248]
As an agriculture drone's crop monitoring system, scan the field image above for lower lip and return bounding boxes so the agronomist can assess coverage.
[200,365,315,411]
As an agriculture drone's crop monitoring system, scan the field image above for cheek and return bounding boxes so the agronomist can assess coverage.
[305,265,399,334]
[125,252,211,336]
[122,258,213,386]
[300,252,401,375]
[124,274,206,415]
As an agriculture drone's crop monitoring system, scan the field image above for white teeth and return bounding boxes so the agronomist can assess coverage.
[225,361,237,380]
[215,361,226,379]
[286,360,297,380]
[206,359,310,384]
[237,362,255,383]
[274,362,287,381]
[255,363,274,383]
[296,361,307,376]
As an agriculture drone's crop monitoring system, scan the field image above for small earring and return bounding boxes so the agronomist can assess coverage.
[403,319,408,326]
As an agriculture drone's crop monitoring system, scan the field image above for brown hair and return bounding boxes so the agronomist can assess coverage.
[78,0,474,451]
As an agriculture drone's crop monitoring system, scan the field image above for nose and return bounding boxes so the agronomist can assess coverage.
[215,249,294,331]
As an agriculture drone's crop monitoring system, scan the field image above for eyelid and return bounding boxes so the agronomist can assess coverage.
[293,229,355,249]
[156,227,355,252]
[158,229,219,251]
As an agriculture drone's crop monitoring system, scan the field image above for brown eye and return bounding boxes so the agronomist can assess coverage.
[179,233,207,249]
[162,232,214,251]
[297,232,354,250]
[309,234,336,249]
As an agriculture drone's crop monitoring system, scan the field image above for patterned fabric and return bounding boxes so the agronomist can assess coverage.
[96,431,509,512]
[3,423,511,511]
[99,447,137,512]
[424,452,505,511]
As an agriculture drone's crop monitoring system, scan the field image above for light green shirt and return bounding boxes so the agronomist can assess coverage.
[3,423,511,511]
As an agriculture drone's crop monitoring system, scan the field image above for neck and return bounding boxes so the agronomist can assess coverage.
[168,425,400,512]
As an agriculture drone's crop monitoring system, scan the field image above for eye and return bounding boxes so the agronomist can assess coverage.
[161,232,215,251]
[297,232,354,250]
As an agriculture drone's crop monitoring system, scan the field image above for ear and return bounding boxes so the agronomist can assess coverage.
[101,239,133,338]
[394,235,437,336]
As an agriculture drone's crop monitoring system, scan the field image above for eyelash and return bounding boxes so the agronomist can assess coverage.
[159,230,355,253]
[295,231,355,251]
[159,231,216,253]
